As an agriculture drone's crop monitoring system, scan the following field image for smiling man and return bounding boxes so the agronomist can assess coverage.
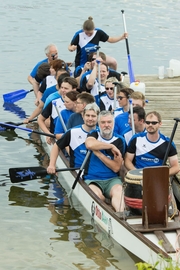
[47,102,100,170]
[124,111,179,176]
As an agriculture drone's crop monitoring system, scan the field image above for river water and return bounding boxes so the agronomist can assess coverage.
[0,0,179,269]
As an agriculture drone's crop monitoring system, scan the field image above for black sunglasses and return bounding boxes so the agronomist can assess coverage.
[117,96,126,100]
[145,121,159,125]
[91,58,96,61]
[105,87,114,90]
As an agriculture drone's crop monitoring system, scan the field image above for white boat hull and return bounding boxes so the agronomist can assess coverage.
[41,138,180,269]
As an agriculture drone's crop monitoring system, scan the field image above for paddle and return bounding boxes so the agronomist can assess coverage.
[0,118,37,131]
[52,101,67,132]
[9,166,80,183]
[112,82,119,112]
[0,122,55,138]
[129,99,135,135]
[3,89,33,103]
[68,150,91,198]
[163,118,180,165]
[121,10,135,84]
[96,46,101,94]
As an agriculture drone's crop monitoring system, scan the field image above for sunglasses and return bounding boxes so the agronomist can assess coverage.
[145,121,159,125]
[91,58,96,61]
[105,87,114,90]
[117,96,126,100]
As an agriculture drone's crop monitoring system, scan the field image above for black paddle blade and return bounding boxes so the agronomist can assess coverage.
[9,166,80,183]
[9,167,47,183]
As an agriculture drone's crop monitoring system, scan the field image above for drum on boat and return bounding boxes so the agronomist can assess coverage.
[124,169,143,215]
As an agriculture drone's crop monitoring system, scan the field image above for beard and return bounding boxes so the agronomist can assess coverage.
[147,127,157,134]
[100,128,113,139]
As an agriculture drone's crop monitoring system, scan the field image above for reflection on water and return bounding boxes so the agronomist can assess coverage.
[9,185,49,207]
[0,117,139,269]
[8,177,67,207]
[0,129,18,141]
[48,204,139,269]
[3,102,27,119]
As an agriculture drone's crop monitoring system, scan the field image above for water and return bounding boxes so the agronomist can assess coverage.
[0,0,179,269]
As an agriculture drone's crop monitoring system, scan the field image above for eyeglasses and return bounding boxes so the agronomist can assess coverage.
[117,96,126,100]
[145,121,159,125]
[105,87,114,91]
[91,58,96,61]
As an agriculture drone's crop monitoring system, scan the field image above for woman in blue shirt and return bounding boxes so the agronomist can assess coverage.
[68,17,127,70]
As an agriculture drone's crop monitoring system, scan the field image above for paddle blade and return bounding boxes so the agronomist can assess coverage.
[128,55,135,83]
[3,89,33,103]
[9,166,80,183]
[0,119,37,132]
[9,167,47,183]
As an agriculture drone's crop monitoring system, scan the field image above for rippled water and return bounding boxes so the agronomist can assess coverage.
[0,0,179,269]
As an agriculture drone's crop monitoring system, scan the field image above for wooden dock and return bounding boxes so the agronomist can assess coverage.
[124,75,180,161]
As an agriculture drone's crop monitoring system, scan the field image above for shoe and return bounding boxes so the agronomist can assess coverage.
[115,210,130,220]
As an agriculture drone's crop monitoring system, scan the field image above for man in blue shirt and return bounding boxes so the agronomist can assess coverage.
[84,110,126,213]
[47,102,100,169]
[27,43,58,86]
[125,111,179,176]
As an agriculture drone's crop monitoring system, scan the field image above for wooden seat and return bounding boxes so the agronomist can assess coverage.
[142,166,169,228]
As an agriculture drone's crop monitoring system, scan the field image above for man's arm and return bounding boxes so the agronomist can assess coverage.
[27,75,34,85]
[38,114,52,134]
[86,63,97,90]
[124,152,136,171]
[168,155,180,176]
[93,149,122,173]
[86,136,123,172]
[86,136,119,155]
[47,143,60,174]
[76,62,91,88]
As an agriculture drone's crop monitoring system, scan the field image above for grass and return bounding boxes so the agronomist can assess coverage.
[135,255,180,270]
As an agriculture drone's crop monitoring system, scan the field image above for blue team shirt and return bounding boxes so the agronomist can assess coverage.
[30,58,48,78]
[114,112,131,136]
[127,132,177,168]
[71,28,109,67]
[54,109,74,134]
[83,129,126,180]
[56,125,94,167]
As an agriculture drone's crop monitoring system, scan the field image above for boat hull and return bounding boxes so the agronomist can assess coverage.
[41,138,180,268]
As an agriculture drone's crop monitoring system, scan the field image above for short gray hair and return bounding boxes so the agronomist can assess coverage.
[83,102,100,115]
[44,44,58,54]
[98,110,114,122]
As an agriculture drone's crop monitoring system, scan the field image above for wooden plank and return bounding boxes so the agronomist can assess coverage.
[142,167,169,227]
[130,221,180,232]
[154,231,176,253]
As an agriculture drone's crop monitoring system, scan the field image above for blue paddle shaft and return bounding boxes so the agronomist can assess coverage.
[0,122,55,138]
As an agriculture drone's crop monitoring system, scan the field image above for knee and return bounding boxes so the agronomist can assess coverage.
[89,184,105,200]
[111,184,123,196]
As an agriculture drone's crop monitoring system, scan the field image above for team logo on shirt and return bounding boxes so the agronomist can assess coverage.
[154,158,159,163]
